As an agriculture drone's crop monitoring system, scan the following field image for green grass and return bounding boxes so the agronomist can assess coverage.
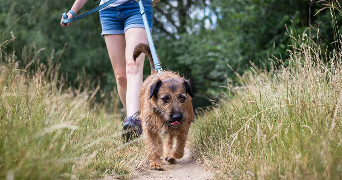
[0,39,146,179]
[189,29,342,179]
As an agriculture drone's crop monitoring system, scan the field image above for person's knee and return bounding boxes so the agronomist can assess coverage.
[126,60,142,75]
[115,73,127,86]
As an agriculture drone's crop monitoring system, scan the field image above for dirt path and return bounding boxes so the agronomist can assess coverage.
[130,147,213,180]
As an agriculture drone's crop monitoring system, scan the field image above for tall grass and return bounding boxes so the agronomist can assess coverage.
[0,36,145,179]
[190,19,342,180]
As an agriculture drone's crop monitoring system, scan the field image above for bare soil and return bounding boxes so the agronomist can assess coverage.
[130,147,213,180]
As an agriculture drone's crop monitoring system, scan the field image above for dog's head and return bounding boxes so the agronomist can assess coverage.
[149,78,194,128]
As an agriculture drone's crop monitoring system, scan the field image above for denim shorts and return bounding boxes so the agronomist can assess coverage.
[99,0,153,35]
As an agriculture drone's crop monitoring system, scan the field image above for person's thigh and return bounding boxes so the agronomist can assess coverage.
[104,34,126,77]
[124,28,148,68]
[122,0,152,67]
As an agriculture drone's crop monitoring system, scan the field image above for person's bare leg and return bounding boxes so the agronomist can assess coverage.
[104,34,127,109]
[124,28,148,117]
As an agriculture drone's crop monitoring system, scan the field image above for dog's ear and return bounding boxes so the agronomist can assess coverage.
[149,79,162,99]
[183,80,194,98]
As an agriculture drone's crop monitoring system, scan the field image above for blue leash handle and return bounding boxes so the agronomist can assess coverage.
[62,0,118,24]
[138,0,162,75]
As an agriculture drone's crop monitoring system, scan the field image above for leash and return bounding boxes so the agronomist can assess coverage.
[62,0,163,75]
[62,0,118,25]
[138,0,163,75]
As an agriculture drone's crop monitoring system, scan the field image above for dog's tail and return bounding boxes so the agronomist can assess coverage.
[133,43,161,75]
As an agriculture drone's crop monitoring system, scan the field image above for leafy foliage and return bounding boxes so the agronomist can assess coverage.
[1,0,341,108]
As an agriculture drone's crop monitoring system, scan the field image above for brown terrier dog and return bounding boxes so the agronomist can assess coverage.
[133,43,194,171]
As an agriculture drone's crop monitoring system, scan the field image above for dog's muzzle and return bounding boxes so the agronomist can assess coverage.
[169,112,182,128]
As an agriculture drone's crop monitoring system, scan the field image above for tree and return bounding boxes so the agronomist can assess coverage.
[153,0,207,37]
[1,0,340,108]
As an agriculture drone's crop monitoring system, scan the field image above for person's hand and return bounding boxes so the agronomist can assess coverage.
[60,11,75,27]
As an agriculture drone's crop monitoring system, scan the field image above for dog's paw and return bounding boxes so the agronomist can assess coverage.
[172,148,185,159]
[165,157,176,164]
[150,163,164,171]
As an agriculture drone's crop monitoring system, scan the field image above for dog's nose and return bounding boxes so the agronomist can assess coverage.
[171,112,182,121]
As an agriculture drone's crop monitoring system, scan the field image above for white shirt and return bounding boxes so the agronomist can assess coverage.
[99,0,130,10]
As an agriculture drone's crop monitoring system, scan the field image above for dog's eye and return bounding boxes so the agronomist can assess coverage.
[161,96,171,103]
[178,94,186,103]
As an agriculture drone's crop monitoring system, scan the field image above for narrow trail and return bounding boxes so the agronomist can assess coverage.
[130,147,213,180]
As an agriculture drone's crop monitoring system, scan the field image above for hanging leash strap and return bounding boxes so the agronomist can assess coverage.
[62,0,162,75]
[138,0,163,75]
[62,0,118,25]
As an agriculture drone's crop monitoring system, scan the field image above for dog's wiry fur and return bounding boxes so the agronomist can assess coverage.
[133,43,194,171]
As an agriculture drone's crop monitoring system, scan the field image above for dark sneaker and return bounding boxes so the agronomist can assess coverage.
[122,113,142,142]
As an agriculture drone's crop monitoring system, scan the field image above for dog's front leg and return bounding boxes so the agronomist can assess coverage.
[164,133,176,164]
[144,127,164,170]
[172,129,189,159]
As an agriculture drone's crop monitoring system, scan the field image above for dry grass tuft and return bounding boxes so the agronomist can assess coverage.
[0,36,146,179]
[190,16,342,180]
